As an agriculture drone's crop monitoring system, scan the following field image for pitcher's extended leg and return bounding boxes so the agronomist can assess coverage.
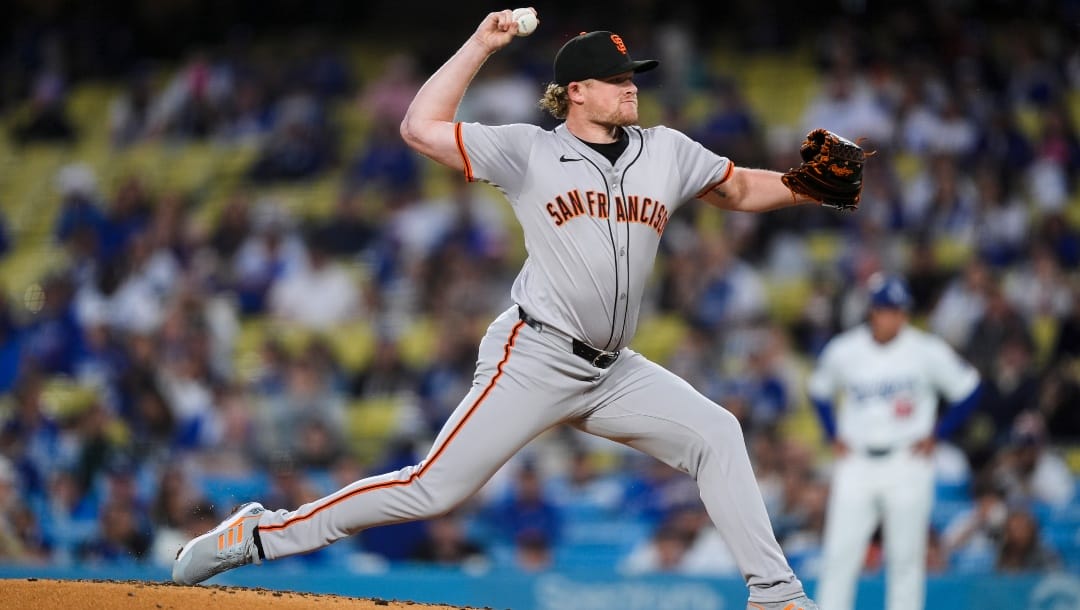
[575,351,804,604]
[257,318,570,559]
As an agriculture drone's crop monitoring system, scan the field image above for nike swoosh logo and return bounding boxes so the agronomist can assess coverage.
[559,155,582,162]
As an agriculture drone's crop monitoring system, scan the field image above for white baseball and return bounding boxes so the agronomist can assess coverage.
[512,8,538,37]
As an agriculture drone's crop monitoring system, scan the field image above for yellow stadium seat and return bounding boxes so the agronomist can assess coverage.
[1013,104,1041,142]
[398,316,438,368]
[806,231,843,266]
[325,319,376,373]
[932,237,974,271]
[346,396,404,462]
[41,376,99,420]
[631,314,688,364]
[1030,314,1059,369]
[764,277,812,325]
[1065,446,1080,476]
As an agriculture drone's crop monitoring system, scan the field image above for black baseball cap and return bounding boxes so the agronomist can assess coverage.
[553,31,659,86]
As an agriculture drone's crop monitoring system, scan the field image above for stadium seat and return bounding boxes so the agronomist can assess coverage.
[325,319,377,373]
[763,276,811,324]
[346,396,406,462]
[630,314,688,364]
[198,472,271,512]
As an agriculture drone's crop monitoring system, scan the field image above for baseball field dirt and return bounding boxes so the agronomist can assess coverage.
[1,579,471,609]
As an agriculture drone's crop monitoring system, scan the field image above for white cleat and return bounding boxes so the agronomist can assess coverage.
[747,594,820,610]
[173,502,265,585]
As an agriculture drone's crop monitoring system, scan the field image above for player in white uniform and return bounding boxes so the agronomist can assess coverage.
[809,273,982,610]
[175,10,827,609]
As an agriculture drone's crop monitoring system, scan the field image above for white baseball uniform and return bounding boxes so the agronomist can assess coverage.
[808,324,980,610]
[253,122,806,603]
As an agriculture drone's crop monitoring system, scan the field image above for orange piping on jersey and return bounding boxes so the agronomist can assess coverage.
[260,320,525,534]
[694,161,736,199]
[455,122,474,183]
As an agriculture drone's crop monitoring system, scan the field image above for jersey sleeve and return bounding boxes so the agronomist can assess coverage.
[925,335,981,402]
[657,126,734,202]
[455,122,540,198]
[807,339,842,401]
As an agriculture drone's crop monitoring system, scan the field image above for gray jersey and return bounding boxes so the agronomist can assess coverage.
[456,122,732,351]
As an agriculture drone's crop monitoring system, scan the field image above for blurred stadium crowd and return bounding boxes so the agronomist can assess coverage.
[0,0,1078,583]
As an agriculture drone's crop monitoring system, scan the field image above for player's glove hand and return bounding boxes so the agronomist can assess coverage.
[781,128,869,211]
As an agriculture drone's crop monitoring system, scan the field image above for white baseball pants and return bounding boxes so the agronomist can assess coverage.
[255,306,804,603]
[816,449,934,610]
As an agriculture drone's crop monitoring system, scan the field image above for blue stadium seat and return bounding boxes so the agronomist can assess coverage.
[198,472,271,513]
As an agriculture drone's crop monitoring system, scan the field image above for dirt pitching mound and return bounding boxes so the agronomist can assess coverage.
[1,578,476,609]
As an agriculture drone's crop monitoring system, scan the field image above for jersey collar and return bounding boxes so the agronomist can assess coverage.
[555,124,642,171]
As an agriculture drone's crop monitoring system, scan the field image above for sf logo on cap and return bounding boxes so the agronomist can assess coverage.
[610,34,627,54]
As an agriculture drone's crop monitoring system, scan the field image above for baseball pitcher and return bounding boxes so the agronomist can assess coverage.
[809,273,982,610]
[174,10,868,609]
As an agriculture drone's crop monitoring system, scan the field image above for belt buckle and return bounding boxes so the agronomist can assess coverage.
[592,350,618,369]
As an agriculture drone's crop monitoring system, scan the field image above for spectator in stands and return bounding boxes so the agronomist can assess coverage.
[345,119,422,202]
[415,321,482,434]
[0,455,31,562]
[0,372,65,501]
[54,164,105,253]
[11,62,76,144]
[728,326,795,431]
[77,499,152,564]
[358,52,421,127]
[254,356,346,466]
[314,191,377,258]
[620,523,693,574]
[942,477,1009,572]
[483,461,561,547]
[1036,197,1080,267]
[0,297,25,394]
[231,203,308,315]
[1003,245,1073,321]
[249,86,335,182]
[977,336,1041,452]
[215,78,273,146]
[209,191,253,263]
[778,479,829,574]
[690,235,767,330]
[145,50,231,141]
[268,230,363,331]
[109,67,157,146]
[694,78,764,167]
[963,282,1033,379]
[460,55,541,125]
[408,511,488,568]
[192,383,258,475]
[973,169,1030,269]
[993,411,1076,510]
[513,529,553,572]
[545,448,626,517]
[800,66,894,150]
[995,509,1059,573]
[350,335,417,402]
[147,465,201,566]
[929,258,991,349]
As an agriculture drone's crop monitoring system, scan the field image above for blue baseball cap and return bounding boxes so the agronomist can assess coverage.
[867,272,912,310]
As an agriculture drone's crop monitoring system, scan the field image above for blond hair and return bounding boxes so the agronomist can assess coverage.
[538,83,570,120]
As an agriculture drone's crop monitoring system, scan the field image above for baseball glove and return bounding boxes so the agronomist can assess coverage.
[781,128,868,211]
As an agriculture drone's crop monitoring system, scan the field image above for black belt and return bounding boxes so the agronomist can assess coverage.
[864,447,893,457]
[518,307,620,369]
